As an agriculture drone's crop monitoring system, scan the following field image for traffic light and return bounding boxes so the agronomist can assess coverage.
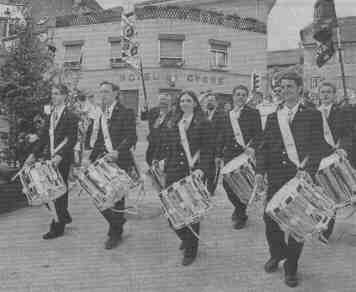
[251,72,262,93]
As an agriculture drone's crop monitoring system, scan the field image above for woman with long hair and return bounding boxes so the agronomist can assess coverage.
[153,90,214,266]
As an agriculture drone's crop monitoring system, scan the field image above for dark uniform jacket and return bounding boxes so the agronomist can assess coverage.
[322,104,353,155]
[217,106,262,163]
[141,106,173,162]
[89,102,137,171]
[33,107,78,177]
[157,113,214,185]
[256,103,326,198]
[206,107,226,157]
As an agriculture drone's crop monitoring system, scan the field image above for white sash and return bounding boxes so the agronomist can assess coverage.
[49,107,67,157]
[178,120,200,169]
[229,110,246,147]
[277,109,300,167]
[319,107,336,148]
[101,114,114,152]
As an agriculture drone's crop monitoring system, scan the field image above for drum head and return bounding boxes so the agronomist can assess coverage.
[222,153,250,175]
[319,153,339,171]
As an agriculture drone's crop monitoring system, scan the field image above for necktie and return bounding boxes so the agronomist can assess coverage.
[288,109,293,125]
[53,109,58,125]
[323,108,329,119]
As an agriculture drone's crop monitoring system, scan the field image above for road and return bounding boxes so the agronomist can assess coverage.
[0,124,355,292]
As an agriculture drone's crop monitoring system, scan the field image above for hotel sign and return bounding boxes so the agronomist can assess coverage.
[116,69,226,86]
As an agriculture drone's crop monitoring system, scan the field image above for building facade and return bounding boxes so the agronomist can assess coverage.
[52,0,276,113]
[301,17,356,99]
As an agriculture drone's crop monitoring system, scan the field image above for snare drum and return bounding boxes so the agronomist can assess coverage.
[316,152,356,207]
[266,175,335,243]
[222,153,255,205]
[19,161,67,206]
[75,157,135,211]
[159,170,211,230]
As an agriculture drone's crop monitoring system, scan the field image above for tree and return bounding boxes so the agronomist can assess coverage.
[0,16,54,164]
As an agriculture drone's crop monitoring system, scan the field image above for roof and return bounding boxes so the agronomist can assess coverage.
[300,16,356,45]
[56,8,122,27]
[267,49,303,67]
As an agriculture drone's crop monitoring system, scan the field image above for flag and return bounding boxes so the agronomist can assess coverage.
[313,0,337,67]
[121,13,140,70]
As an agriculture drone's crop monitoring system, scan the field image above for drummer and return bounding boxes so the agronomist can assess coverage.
[255,72,326,287]
[24,83,78,240]
[216,85,262,229]
[201,92,226,194]
[152,90,214,266]
[89,81,138,250]
[318,81,354,239]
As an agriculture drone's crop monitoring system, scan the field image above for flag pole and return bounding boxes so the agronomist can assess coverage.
[139,58,149,110]
[335,24,348,100]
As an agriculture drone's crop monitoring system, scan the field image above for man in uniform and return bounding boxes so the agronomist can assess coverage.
[255,72,326,287]
[90,81,137,250]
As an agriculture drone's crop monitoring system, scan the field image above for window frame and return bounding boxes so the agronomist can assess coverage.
[63,40,84,70]
[208,39,231,71]
[158,34,185,67]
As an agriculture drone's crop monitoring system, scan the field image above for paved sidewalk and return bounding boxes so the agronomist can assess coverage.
[0,138,356,291]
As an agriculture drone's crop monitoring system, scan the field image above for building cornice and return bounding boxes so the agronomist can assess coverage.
[135,5,267,34]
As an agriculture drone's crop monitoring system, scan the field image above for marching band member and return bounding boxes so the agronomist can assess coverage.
[203,93,226,194]
[255,72,326,287]
[318,81,353,239]
[217,85,262,229]
[153,90,214,266]
[89,81,137,250]
[25,83,78,239]
[140,93,172,166]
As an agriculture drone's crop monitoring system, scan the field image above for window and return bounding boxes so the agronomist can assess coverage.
[63,40,84,69]
[209,39,230,70]
[159,34,185,67]
[108,37,127,68]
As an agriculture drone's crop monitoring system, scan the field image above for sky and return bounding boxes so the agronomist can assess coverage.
[97,0,356,50]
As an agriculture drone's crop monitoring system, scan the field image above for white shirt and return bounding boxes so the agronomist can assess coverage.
[180,114,194,130]
[207,108,216,121]
[105,101,117,120]
[283,102,300,124]
[232,105,243,119]
[52,104,65,126]
[319,104,333,119]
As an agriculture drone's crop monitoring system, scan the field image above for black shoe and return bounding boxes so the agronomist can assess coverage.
[283,261,299,288]
[182,246,198,266]
[104,235,122,250]
[264,257,282,273]
[233,218,247,230]
[42,221,64,240]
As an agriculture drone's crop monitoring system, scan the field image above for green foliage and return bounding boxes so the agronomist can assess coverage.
[0,17,54,122]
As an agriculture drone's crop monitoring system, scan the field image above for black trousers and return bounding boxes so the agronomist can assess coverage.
[222,181,247,220]
[166,171,200,249]
[99,162,130,237]
[145,143,157,166]
[55,162,71,224]
[101,198,126,237]
[264,186,304,275]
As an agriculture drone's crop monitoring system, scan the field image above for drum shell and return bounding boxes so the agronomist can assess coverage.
[76,158,133,211]
[159,171,211,230]
[222,154,255,205]
[316,153,356,207]
[266,177,334,243]
[19,161,67,206]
